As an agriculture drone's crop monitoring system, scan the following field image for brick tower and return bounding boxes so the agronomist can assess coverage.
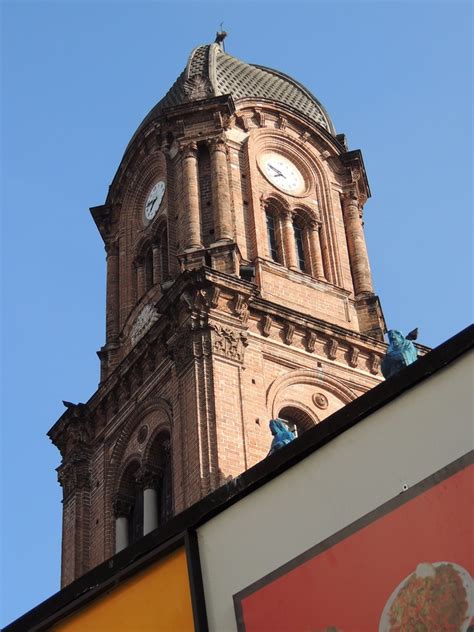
[49,39,386,587]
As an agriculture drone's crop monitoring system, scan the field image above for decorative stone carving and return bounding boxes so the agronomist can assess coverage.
[168,329,195,374]
[113,494,133,519]
[262,314,272,337]
[327,338,339,360]
[306,331,317,353]
[283,323,295,345]
[312,392,329,410]
[235,113,251,131]
[181,141,198,160]
[57,459,91,501]
[348,346,360,368]
[369,352,381,375]
[183,74,212,100]
[131,304,159,346]
[210,323,248,363]
[136,465,162,490]
[300,131,310,144]
[207,134,228,155]
[233,293,249,321]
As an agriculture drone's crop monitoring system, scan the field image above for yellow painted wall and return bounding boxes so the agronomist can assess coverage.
[52,547,194,632]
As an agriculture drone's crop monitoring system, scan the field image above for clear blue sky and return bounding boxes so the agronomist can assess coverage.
[1,0,472,625]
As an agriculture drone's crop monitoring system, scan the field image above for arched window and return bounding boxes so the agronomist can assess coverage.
[144,246,154,292]
[266,210,282,263]
[159,227,169,282]
[278,406,315,437]
[114,460,143,553]
[147,432,173,525]
[293,217,307,272]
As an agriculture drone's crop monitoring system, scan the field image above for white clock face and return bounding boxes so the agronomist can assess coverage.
[144,180,166,221]
[261,152,305,195]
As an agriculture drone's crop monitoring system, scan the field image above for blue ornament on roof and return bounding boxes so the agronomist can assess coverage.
[267,419,296,456]
[381,329,419,379]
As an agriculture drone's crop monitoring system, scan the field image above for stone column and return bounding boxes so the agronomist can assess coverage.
[209,136,233,241]
[105,240,119,342]
[137,466,160,536]
[143,488,159,535]
[308,220,326,280]
[181,142,202,249]
[113,496,131,553]
[281,210,298,269]
[342,192,374,296]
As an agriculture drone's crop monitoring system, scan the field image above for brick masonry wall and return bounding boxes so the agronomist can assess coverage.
[53,97,387,585]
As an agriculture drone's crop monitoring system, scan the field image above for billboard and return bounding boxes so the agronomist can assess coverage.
[234,455,473,632]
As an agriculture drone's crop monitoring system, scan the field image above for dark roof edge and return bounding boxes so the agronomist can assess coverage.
[5,324,473,632]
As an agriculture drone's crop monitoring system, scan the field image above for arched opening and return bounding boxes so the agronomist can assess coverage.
[114,460,143,552]
[292,216,307,272]
[278,406,315,437]
[266,207,283,263]
[159,226,169,282]
[147,431,172,525]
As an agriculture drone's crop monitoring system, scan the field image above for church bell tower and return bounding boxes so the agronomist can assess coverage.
[49,38,386,586]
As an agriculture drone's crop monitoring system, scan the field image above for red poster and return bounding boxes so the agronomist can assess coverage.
[234,454,474,632]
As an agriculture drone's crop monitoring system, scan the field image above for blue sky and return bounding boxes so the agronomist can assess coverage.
[1,0,472,625]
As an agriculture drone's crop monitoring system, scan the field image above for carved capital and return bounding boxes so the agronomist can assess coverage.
[57,459,91,501]
[49,406,93,461]
[136,466,162,490]
[105,239,119,257]
[308,218,322,232]
[342,189,361,213]
[210,323,248,363]
[207,135,227,154]
[113,494,133,518]
[181,141,198,160]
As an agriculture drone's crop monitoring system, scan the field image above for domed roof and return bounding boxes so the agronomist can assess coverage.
[137,43,335,136]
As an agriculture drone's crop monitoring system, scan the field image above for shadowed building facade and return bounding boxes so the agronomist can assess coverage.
[49,40,387,587]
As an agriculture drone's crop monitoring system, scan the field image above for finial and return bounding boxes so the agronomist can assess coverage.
[215,24,227,51]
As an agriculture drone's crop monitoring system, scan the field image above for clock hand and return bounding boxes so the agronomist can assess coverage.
[268,164,286,178]
[146,197,157,209]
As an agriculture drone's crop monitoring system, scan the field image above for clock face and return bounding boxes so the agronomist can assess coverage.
[260,152,305,195]
[144,180,166,221]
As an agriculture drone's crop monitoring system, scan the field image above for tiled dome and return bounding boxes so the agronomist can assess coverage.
[137,43,335,136]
